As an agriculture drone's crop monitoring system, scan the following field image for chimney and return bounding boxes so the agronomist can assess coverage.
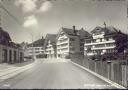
[73,26,77,35]
[73,25,75,31]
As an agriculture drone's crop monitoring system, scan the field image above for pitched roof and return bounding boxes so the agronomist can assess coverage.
[28,38,45,47]
[61,27,92,38]
[44,34,57,48]
[0,27,12,46]
[91,26,119,35]
[62,27,78,36]
[48,34,57,43]
[78,28,92,39]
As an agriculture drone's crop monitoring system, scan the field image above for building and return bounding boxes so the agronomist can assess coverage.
[0,27,24,63]
[44,34,57,58]
[20,42,29,57]
[56,26,90,58]
[27,37,45,59]
[84,25,128,57]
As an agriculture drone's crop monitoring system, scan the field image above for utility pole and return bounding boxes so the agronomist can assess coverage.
[30,32,35,61]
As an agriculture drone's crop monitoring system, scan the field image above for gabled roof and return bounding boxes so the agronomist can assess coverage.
[62,27,78,36]
[44,34,57,48]
[56,27,91,40]
[0,27,12,46]
[78,28,92,39]
[28,37,45,47]
[91,26,119,35]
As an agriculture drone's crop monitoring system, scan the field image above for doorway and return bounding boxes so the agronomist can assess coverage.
[2,49,8,63]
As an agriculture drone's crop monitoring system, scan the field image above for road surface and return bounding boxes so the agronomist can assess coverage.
[0,59,116,89]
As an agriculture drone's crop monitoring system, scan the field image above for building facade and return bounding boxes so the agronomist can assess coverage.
[0,27,24,63]
[56,26,90,58]
[44,34,57,58]
[27,37,45,59]
[84,26,127,56]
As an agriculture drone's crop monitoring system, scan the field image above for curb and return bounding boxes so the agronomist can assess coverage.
[70,61,126,89]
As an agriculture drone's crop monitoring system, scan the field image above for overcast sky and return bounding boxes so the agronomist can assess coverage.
[0,0,127,43]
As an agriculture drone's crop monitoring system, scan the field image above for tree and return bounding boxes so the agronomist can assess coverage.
[114,31,128,54]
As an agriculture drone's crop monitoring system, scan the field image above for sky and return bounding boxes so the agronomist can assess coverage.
[0,0,127,43]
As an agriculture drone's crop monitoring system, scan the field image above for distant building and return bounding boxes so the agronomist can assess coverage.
[27,37,45,59]
[0,27,24,63]
[84,26,128,56]
[56,26,90,58]
[44,34,57,58]
[20,42,29,57]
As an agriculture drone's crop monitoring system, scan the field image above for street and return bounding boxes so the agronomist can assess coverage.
[0,59,116,89]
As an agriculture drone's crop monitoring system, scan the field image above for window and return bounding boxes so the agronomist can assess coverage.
[86,40,91,43]
[80,43,83,46]
[80,48,83,51]
[61,43,68,47]
[70,47,75,51]
[106,43,114,47]
[100,38,102,42]
[35,51,40,53]
[35,48,40,50]
[106,38,109,41]
[70,38,75,41]
[95,44,105,48]
[80,39,84,42]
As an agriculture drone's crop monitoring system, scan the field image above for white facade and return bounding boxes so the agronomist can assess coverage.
[27,46,44,58]
[84,31,116,56]
[45,40,56,58]
[57,31,80,58]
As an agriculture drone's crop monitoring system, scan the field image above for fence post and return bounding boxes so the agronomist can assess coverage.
[107,61,112,79]
[95,60,97,73]
[126,60,128,88]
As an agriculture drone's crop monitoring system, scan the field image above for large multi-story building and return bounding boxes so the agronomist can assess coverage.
[0,27,24,63]
[27,37,45,59]
[44,34,57,58]
[84,26,127,56]
[56,26,90,58]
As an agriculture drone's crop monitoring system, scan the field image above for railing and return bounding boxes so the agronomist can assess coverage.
[71,54,128,88]
[91,46,115,50]
[85,40,115,46]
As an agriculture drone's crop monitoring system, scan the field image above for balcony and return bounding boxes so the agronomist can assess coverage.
[84,40,115,46]
[91,46,116,50]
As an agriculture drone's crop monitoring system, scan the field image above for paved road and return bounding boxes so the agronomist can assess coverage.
[0,59,116,89]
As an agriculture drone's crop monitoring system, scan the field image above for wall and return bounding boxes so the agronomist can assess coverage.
[0,44,24,64]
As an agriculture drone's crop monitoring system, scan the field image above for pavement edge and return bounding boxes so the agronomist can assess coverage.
[70,61,126,89]
[0,61,35,81]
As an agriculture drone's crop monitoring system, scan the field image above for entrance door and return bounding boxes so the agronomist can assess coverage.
[20,52,23,62]
[2,49,7,63]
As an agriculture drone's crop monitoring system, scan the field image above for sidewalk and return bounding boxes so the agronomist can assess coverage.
[0,59,35,81]
[70,60,126,89]
[0,60,34,70]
